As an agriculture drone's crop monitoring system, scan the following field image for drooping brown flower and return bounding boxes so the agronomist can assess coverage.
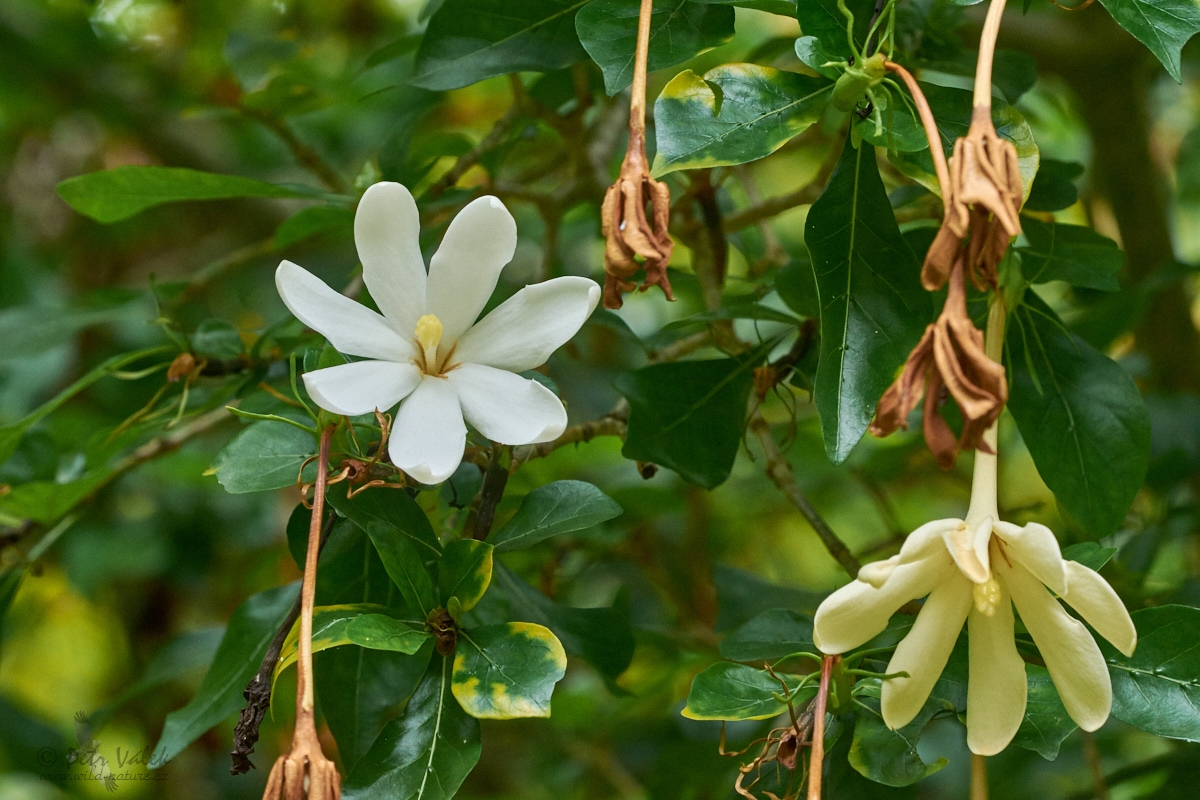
[922,113,1023,293]
[870,258,1007,468]
[261,724,342,800]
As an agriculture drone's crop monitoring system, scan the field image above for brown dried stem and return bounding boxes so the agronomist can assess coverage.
[884,62,949,197]
[806,655,836,800]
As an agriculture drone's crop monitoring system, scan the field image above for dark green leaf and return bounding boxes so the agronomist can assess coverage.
[1025,159,1084,212]
[1007,296,1151,535]
[793,35,840,79]
[848,680,951,786]
[190,319,244,360]
[1018,219,1124,291]
[806,139,932,463]
[1097,0,1200,82]
[719,608,816,662]
[1013,665,1076,760]
[694,0,795,15]
[615,352,763,488]
[412,0,588,91]
[682,662,812,720]
[1103,605,1200,741]
[343,656,482,800]
[490,480,622,552]
[211,420,317,494]
[56,166,315,224]
[275,206,354,249]
[438,539,493,613]
[1061,542,1118,572]
[651,64,832,176]
[452,622,567,719]
[713,563,825,630]
[0,293,150,363]
[274,605,430,687]
[365,522,438,617]
[328,485,442,556]
[795,0,874,60]
[577,0,735,95]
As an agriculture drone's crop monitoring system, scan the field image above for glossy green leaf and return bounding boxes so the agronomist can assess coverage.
[577,0,734,95]
[328,485,442,556]
[56,166,315,224]
[650,64,832,176]
[616,352,763,488]
[1103,605,1200,741]
[719,608,816,663]
[412,0,588,91]
[1061,542,1119,572]
[438,539,493,613]
[451,622,566,719]
[152,583,299,766]
[490,480,622,552]
[1013,665,1076,760]
[682,662,812,720]
[695,0,794,13]
[1018,219,1124,291]
[794,0,874,60]
[1007,296,1151,535]
[274,605,429,688]
[806,139,932,464]
[1025,159,1084,212]
[848,680,951,786]
[1097,0,1200,82]
[343,656,482,800]
[365,522,438,617]
[211,420,316,494]
[793,35,840,80]
[275,206,354,249]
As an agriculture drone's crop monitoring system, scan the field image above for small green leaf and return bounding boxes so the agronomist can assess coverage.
[651,64,832,176]
[343,656,481,800]
[1061,542,1119,573]
[438,539,494,612]
[719,608,816,663]
[211,420,317,494]
[1013,665,1076,760]
[412,0,588,91]
[274,604,430,689]
[1103,605,1200,741]
[452,622,567,719]
[1097,0,1200,82]
[682,662,813,720]
[275,206,354,249]
[490,480,622,552]
[577,0,734,95]
[56,166,315,224]
[848,680,951,786]
[806,138,932,464]
[616,352,763,488]
[1018,219,1124,291]
[794,0,874,60]
[365,522,438,617]
[1007,296,1151,535]
[328,485,442,556]
[1025,159,1084,212]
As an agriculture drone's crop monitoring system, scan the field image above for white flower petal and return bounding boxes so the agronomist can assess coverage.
[882,575,972,729]
[940,518,991,584]
[993,521,1067,596]
[276,261,415,361]
[454,277,601,373]
[355,182,428,335]
[1061,561,1137,657]
[1002,558,1112,732]
[814,554,955,655]
[388,376,466,485]
[965,576,1026,756]
[302,360,422,417]
[425,195,517,349]
[858,556,900,589]
[897,519,963,564]
[447,363,567,445]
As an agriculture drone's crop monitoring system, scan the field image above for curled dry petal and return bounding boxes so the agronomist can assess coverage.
[262,744,342,800]
[601,156,675,309]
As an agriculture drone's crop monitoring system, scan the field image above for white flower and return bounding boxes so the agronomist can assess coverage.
[276,182,600,484]
[813,449,1137,756]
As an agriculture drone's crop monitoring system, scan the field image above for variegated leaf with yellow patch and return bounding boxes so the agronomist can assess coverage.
[438,539,493,613]
[450,622,566,719]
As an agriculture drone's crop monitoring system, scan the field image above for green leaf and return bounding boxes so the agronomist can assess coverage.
[365,522,438,617]
[1006,296,1151,535]
[0,293,150,364]
[412,0,588,91]
[493,564,634,681]
[615,352,763,488]
[719,608,816,662]
[211,420,317,494]
[848,680,951,786]
[793,35,840,80]
[0,471,108,524]
[577,0,735,95]
[190,319,244,360]
[1061,542,1119,572]
[794,0,874,60]
[650,64,832,176]
[56,166,315,224]
[1012,665,1076,760]
[490,480,622,552]
[274,604,430,689]
[1103,605,1200,741]
[1017,219,1124,291]
[1025,159,1084,212]
[438,539,493,613]
[152,583,299,766]
[806,139,932,464]
[1097,0,1200,82]
[452,622,567,719]
[343,656,482,800]
[328,486,442,556]
[695,0,795,14]
[275,206,354,249]
[682,662,812,720]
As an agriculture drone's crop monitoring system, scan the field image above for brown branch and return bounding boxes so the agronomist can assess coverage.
[468,444,511,540]
[242,108,349,194]
[510,412,628,470]
[427,104,521,200]
[722,184,824,233]
[807,655,836,800]
[170,237,277,309]
[1081,731,1111,800]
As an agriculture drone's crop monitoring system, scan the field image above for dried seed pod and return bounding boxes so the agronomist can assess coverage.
[261,728,342,800]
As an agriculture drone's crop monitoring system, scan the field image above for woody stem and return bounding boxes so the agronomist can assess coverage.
[807,655,835,800]
[965,293,1007,527]
[884,62,950,199]
[626,0,654,158]
[973,0,1008,114]
[296,426,333,737]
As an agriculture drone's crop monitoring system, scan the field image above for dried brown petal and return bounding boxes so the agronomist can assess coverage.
[167,352,197,382]
[601,162,675,309]
[261,732,342,800]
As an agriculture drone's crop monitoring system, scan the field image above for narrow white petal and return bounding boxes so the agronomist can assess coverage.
[940,519,991,583]
[1061,561,1137,657]
[882,575,973,729]
[276,261,414,361]
[302,361,421,417]
[454,277,601,373]
[965,573,1026,756]
[1001,559,1112,731]
[388,376,466,485]
[355,182,428,335]
[993,521,1067,596]
[814,554,956,655]
[447,363,567,445]
[897,519,963,564]
[858,556,900,589]
[425,195,517,349]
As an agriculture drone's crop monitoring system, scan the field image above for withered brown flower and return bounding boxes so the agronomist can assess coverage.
[870,258,1007,469]
[261,725,342,800]
[601,149,675,309]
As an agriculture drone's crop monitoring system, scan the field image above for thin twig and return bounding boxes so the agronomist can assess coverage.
[242,108,349,194]
[469,444,511,539]
[883,62,950,198]
[427,104,521,200]
[806,655,835,800]
[974,0,1010,112]
[510,411,628,470]
[1080,731,1111,800]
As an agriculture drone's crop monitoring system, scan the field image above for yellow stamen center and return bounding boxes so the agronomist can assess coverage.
[973,576,1002,617]
[414,314,443,373]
